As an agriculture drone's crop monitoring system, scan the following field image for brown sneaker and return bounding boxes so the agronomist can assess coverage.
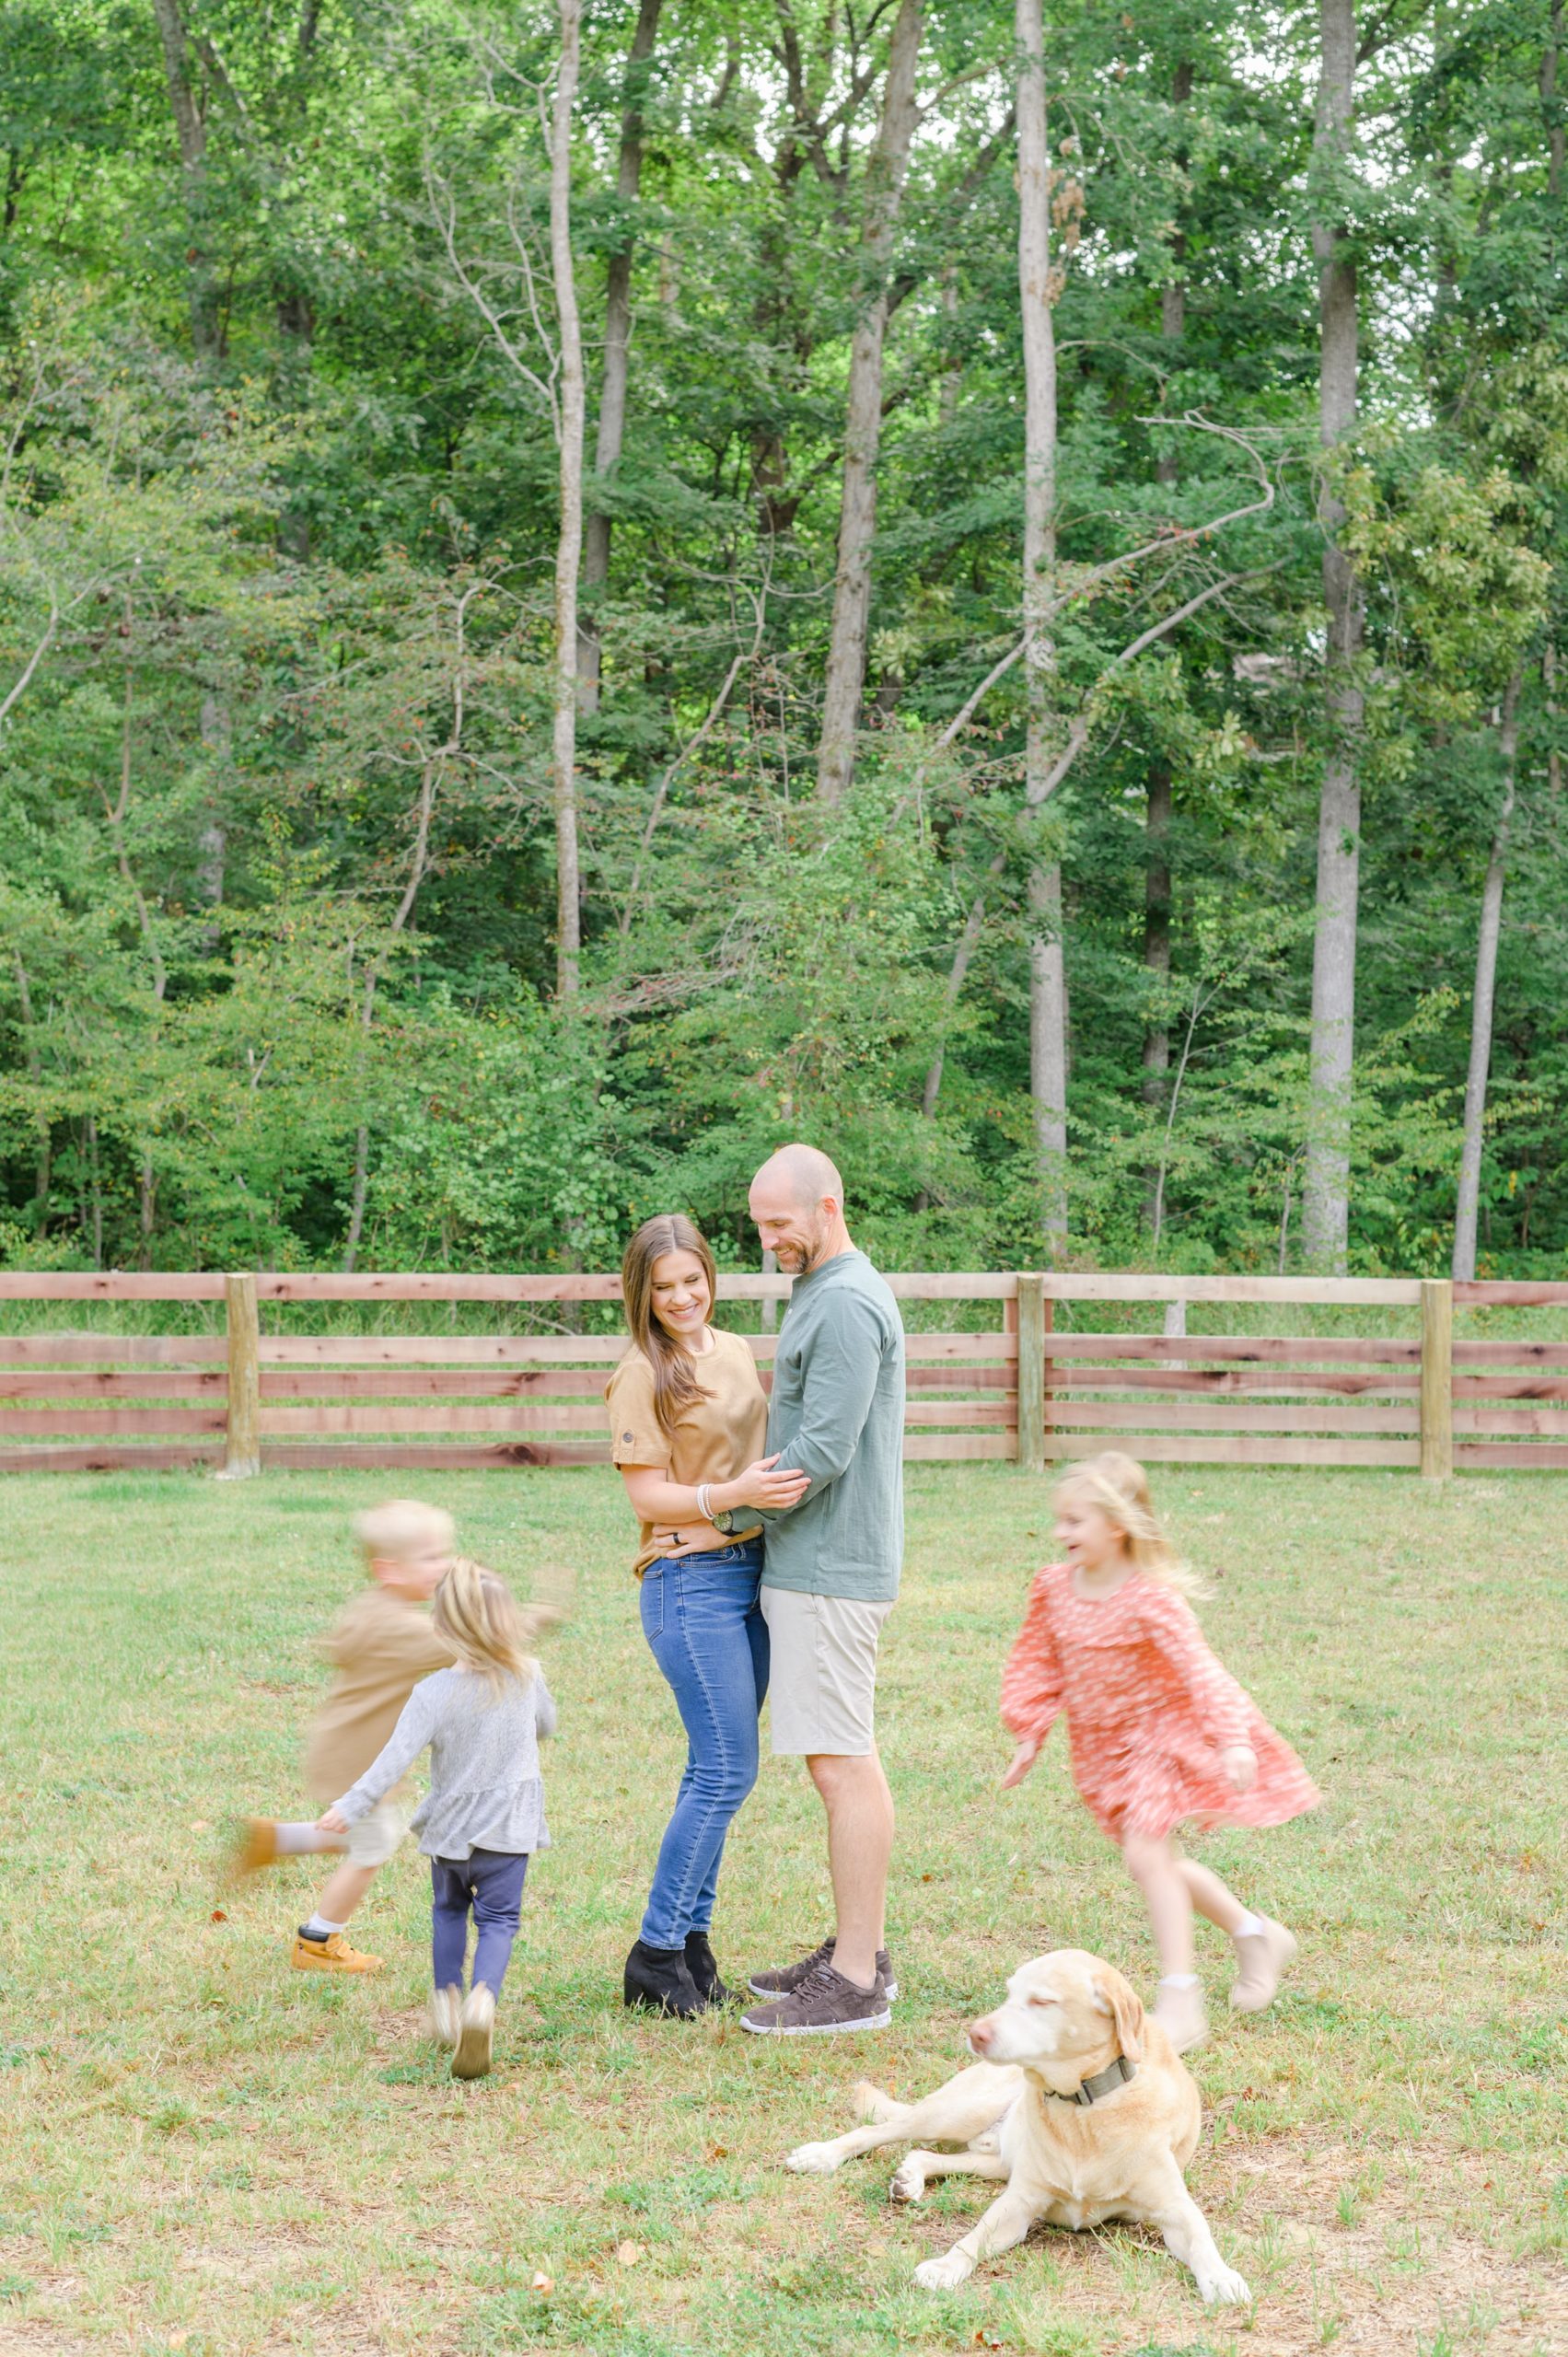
[291,1929,382,1974]
[741,1960,890,2037]
[1229,1917,1297,2014]
[747,1940,898,2002]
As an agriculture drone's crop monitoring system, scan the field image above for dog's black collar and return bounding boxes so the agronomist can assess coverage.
[1043,2053,1137,2107]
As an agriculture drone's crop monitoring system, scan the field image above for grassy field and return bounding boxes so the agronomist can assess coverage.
[1,1463,1564,2357]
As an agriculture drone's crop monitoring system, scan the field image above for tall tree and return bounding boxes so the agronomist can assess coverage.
[815,0,923,802]
[1143,55,1193,1233]
[1452,669,1522,1281]
[149,0,219,355]
[1016,0,1066,1249]
[1302,0,1365,1269]
[579,0,664,713]
[551,0,586,998]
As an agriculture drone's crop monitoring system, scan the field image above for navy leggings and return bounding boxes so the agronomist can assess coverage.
[430,1848,528,1994]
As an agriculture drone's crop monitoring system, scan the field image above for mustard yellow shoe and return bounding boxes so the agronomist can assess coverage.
[226,1817,280,1886]
[291,1930,382,1974]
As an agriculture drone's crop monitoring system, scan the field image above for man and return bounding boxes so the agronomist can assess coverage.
[718,1142,905,2035]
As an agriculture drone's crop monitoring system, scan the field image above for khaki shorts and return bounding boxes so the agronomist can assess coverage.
[761,1586,892,1757]
[344,1798,409,1868]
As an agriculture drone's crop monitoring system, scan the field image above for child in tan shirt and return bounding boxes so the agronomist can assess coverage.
[227,1499,456,1972]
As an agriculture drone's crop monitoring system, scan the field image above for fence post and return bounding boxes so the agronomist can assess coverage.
[218,1271,261,1479]
[1420,1277,1453,1480]
[1017,1272,1047,1474]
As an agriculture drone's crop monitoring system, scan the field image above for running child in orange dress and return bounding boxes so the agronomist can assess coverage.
[1001,1452,1319,2054]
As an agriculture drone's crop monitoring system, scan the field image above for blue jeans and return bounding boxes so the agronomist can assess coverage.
[639,1541,769,1948]
[431,1849,528,1994]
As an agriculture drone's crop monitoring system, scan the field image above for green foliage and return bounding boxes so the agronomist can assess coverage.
[1,1,1566,1274]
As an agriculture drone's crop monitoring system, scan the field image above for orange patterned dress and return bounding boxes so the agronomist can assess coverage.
[1001,1562,1321,1843]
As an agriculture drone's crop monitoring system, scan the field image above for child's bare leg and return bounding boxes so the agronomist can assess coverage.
[1178,1855,1248,1935]
[1122,1833,1194,1977]
[313,1861,376,1925]
[274,1822,343,1857]
[1180,1852,1299,2014]
[1124,1832,1208,2050]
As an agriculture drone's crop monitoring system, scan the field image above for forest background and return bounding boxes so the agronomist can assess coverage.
[1,0,1565,1285]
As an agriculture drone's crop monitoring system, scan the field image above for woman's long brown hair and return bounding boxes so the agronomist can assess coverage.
[620,1213,718,1441]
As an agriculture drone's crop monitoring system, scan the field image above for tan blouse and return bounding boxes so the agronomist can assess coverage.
[605,1327,767,1573]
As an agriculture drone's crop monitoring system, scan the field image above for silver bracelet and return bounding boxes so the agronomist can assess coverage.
[696,1482,714,1523]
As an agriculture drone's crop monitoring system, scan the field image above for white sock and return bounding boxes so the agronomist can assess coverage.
[1233,1910,1266,1940]
[1158,1972,1200,1989]
[275,1822,337,1856]
[301,1915,344,1940]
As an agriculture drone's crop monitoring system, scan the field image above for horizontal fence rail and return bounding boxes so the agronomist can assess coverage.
[0,1271,1566,1476]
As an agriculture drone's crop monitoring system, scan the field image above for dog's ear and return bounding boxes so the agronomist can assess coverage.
[1097,1968,1144,2062]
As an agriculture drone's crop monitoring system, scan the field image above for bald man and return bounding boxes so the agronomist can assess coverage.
[717,1144,905,2035]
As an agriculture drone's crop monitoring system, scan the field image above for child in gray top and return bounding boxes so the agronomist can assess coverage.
[319,1559,558,2081]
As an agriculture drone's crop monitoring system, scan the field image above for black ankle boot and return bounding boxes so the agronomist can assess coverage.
[623,1939,703,2017]
[684,1929,734,2007]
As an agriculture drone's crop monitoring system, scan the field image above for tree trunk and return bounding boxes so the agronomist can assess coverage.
[815,0,924,803]
[1142,60,1190,1233]
[1142,761,1172,1228]
[579,0,663,713]
[1302,0,1364,1271]
[922,846,1006,1120]
[12,956,51,1223]
[198,691,227,956]
[139,1154,157,1268]
[1544,2,1564,199]
[1452,671,1522,1282]
[85,1114,103,1269]
[550,0,586,999]
[150,0,220,355]
[342,757,441,1273]
[1016,0,1067,1252]
[275,0,322,361]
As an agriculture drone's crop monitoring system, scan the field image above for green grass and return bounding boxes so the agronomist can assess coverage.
[1,1465,1565,2357]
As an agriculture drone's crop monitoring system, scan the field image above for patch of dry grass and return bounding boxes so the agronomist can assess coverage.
[0,1464,1564,2357]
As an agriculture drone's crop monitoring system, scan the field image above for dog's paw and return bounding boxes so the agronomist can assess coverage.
[889,2162,926,2204]
[913,2252,973,2293]
[784,2142,842,2176]
[1197,2261,1252,2307]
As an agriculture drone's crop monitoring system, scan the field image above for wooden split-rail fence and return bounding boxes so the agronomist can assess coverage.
[1,1269,1566,1479]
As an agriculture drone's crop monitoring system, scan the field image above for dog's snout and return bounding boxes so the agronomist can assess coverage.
[968,2014,995,2053]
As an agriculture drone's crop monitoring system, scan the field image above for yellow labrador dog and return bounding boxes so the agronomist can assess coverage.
[784,1949,1250,2305]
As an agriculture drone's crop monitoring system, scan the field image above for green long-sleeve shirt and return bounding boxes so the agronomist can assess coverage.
[754,1248,905,1603]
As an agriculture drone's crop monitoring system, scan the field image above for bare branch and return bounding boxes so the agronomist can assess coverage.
[425,149,561,434]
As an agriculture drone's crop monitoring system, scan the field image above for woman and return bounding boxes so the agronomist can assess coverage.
[607,1213,807,2016]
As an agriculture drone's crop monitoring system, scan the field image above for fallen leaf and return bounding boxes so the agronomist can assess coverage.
[530,2270,553,2293]
[168,2337,191,2351]
[190,1820,209,1834]
[706,2142,727,2160]
[210,1908,227,1923]
[616,2239,644,2267]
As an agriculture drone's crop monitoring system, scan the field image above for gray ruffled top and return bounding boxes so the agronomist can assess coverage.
[333,1664,555,1860]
